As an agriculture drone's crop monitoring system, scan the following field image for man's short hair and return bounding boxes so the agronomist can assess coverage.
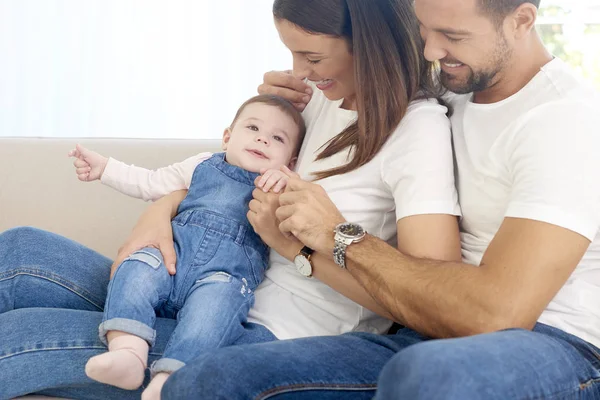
[479,0,541,23]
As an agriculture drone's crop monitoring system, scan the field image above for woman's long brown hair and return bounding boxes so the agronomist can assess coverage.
[273,0,442,180]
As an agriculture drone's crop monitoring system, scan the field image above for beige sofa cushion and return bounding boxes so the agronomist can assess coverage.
[0,138,222,259]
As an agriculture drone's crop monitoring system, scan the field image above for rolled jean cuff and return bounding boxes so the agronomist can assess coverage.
[99,318,156,347]
[151,358,186,376]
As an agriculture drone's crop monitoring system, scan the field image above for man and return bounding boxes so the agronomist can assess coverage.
[163,0,600,398]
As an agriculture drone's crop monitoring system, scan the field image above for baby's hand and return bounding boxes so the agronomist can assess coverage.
[257,168,290,193]
[67,144,109,182]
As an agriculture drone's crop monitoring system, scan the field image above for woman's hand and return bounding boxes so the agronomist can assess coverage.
[248,172,302,261]
[248,189,302,261]
[258,70,312,111]
[276,170,346,254]
[111,190,187,277]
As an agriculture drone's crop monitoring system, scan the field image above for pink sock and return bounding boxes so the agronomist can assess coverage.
[85,334,149,390]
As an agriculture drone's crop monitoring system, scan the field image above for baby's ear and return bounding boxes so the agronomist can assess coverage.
[222,128,232,150]
[287,157,297,171]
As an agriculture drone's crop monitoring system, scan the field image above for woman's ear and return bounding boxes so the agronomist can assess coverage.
[222,128,232,151]
[287,157,298,171]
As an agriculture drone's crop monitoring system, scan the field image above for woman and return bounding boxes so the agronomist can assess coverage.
[0,0,460,398]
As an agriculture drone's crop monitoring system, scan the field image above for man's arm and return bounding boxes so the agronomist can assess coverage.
[343,102,600,338]
[274,214,462,322]
[343,217,590,338]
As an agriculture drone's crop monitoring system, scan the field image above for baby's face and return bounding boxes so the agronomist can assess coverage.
[222,103,301,173]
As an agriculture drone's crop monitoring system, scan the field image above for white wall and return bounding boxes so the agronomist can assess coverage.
[2,1,598,139]
[0,0,291,139]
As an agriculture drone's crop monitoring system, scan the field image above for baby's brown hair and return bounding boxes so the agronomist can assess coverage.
[230,94,307,154]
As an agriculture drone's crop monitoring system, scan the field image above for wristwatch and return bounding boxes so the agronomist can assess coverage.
[294,246,315,278]
[333,222,366,269]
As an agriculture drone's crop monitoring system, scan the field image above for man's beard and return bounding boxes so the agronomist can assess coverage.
[440,66,500,94]
[440,35,511,94]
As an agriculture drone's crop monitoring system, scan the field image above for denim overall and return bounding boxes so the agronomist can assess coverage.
[99,152,269,374]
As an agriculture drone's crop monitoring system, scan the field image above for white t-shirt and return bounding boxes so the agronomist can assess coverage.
[248,83,461,340]
[450,58,600,348]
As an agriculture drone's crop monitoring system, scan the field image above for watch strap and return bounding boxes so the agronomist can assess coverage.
[299,245,314,258]
[333,239,347,269]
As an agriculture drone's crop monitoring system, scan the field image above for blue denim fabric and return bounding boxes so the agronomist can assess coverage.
[2,229,600,399]
[101,152,269,374]
[0,227,110,314]
[161,325,600,399]
[376,324,600,400]
[177,152,263,225]
[0,308,275,400]
[0,227,275,399]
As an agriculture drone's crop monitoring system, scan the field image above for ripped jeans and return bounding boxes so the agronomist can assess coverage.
[100,211,269,376]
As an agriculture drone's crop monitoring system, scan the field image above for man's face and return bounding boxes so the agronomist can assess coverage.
[415,0,513,94]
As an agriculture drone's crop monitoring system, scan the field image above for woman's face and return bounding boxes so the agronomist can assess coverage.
[275,18,356,109]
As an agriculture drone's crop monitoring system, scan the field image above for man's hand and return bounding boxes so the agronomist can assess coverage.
[68,144,109,182]
[276,173,346,254]
[258,70,313,111]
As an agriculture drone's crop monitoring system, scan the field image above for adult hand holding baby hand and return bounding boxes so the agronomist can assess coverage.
[249,169,303,261]
[68,144,108,182]
[257,165,300,193]
[276,168,346,255]
[250,166,346,257]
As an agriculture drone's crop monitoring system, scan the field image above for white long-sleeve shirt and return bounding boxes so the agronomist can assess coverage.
[100,152,213,201]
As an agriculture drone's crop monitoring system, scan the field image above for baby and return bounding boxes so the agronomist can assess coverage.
[69,94,305,399]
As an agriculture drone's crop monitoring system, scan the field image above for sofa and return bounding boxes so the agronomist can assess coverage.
[1,137,222,399]
[0,137,222,258]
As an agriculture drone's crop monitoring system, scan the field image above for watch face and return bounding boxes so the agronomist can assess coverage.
[294,255,312,277]
[338,222,365,238]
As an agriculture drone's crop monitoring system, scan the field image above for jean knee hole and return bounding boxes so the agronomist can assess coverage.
[196,272,232,285]
[124,250,163,270]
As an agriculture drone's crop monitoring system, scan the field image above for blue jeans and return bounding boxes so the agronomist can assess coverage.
[2,227,600,399]
[162,325,600,399]
[102,209,265,374]
[0,227,275,399]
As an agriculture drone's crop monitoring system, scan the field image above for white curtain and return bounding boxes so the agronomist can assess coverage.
[0,0,290,138]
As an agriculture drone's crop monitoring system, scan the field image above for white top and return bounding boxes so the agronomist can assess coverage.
[450,58,600,348]
[101,152,212,201]
[248,83,461,339]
